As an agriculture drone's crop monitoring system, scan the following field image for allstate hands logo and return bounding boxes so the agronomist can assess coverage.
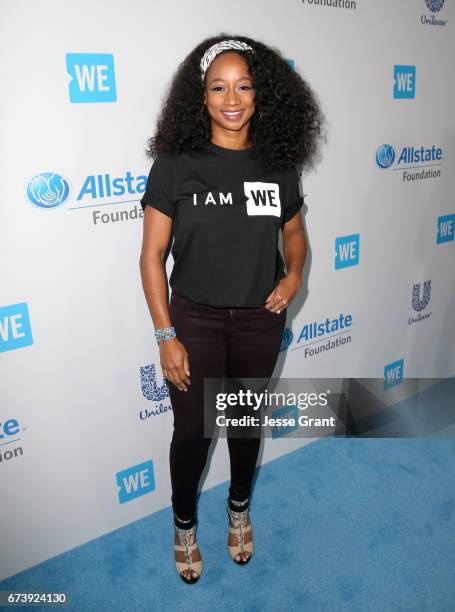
[425,0,444,11]
[280,328,293,352]
[26,173,70,209]
[376,145,395,169]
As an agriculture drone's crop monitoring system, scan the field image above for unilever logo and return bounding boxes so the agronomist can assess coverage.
[26,173,70,209]
[280,327,293,352]
[412,281,431,312]
[140,364,173,420]
[409,280,432,325]
[422,0,447,26]
[425,0,444,11]
[376,145,395,169]
[140,364,169,401]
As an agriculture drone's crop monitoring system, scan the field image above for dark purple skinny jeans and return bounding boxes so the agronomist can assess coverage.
[167,290,287,522]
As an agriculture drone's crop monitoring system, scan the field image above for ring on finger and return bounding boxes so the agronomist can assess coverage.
[277,300,288,313]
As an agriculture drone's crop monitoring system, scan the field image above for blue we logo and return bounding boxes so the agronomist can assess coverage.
[116,460,156,504]
[0,303,33,353]
[437,214,455,244]
[384,359,404,390]
[66,53,117,103]
[394,65,416,99]
[335,233,359,269]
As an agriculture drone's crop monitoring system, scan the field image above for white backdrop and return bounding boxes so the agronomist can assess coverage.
[1,0,454,580]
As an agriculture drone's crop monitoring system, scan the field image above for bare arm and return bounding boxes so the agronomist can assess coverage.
[139,206,191,391]
[282,210,307,284]
[264,211,307,313]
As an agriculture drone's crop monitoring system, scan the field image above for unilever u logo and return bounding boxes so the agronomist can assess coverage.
[140,364,169,401]
[412,281,431,312]
[26,173,70,209]
[425,0,444,11]
[376,145,395,169]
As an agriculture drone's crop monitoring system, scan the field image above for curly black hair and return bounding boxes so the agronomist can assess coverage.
[146,32,326,174]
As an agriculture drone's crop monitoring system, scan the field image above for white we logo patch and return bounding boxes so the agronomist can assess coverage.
[244,182,281,217]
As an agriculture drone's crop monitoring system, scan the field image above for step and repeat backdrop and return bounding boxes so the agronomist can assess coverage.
[1,0,454,580]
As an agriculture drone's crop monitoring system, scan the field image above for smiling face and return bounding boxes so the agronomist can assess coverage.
[203,51,256,144]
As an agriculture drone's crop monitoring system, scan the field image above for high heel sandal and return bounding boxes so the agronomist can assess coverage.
[226,498,253,564]
[173,519,202,583]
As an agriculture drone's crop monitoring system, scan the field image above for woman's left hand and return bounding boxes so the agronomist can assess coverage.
[263,272,302,314]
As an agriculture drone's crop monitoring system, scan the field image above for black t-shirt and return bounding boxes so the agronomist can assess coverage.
[140,142,304,308]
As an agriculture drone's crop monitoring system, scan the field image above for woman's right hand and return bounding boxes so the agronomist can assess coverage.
[159,337,191,391]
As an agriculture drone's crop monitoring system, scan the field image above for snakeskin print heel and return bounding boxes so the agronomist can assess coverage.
[226,498,253,564]
[173,520,202,583]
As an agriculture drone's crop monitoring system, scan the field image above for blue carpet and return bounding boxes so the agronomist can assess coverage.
[2,437,454,611]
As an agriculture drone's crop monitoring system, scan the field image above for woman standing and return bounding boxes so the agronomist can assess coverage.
[140,33,324,583]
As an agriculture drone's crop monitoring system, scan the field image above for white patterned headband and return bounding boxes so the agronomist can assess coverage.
[200,39,255,83]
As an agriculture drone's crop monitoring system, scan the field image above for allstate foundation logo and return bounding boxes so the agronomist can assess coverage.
[376,145,395,169]
[293,313,353,358]
[26,173,70,209]
[375,143,442,181]
[280,328,293,352]
[425,0,444,11]
[24,169,147,223]
[0,416,24,465]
